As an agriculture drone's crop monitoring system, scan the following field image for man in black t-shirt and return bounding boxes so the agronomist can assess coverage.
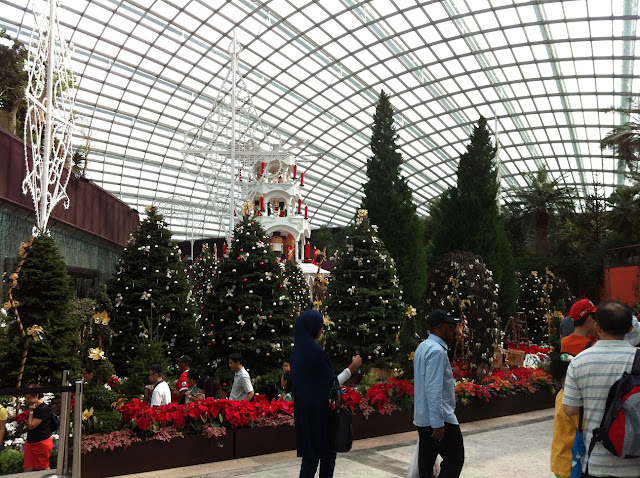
[23,383,54,471]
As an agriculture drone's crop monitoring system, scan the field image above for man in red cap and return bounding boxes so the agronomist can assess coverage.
[561,298,597,356]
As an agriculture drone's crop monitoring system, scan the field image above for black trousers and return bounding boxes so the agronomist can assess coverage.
[299,453,337,478]
[417,423,464,478]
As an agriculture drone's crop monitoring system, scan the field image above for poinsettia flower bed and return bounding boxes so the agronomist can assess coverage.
[503,342,551,355]
[455,367,555,405]
[81,370,554,452]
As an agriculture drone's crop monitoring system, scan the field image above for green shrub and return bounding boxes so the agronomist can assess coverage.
[84,409,122,435]
[0,448,24,474]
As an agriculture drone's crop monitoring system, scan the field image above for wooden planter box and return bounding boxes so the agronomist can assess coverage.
[233,425,297,458]
[456,390,555,424]
[352,408,414,440]
[81,433,234,478]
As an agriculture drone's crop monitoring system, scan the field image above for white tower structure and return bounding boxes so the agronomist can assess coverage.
[251,155,311,262]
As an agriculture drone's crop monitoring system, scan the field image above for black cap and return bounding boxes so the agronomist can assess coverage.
[177,355,192,364]
[427,309,462,327]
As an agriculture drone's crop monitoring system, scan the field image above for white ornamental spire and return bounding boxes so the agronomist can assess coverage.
[22,0,77,235]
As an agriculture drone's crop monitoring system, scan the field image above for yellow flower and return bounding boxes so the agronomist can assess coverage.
[26,325,44,342]
[405,306,417,317]
[531,271,538,278]
[82,408,94,421]
[112,398,127,410]
[92,311,110,325]
[88,347,105,360]
[408,351,415,361]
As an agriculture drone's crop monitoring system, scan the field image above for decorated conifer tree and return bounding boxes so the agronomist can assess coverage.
[283,259,311,316]
[108,206,198,376]
[4,235,81,384]
[202,213,294,394]
[325,210,406,370]
[188,243,218,327]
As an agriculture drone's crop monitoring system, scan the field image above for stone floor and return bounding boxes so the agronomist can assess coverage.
[112,408,556,478]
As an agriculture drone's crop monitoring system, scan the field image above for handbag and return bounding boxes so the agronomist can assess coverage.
[328,380,353,453]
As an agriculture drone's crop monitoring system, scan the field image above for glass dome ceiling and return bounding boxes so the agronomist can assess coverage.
[1,0,638,240]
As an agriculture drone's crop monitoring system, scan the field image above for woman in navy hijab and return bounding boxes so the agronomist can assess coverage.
[290,309,361,478]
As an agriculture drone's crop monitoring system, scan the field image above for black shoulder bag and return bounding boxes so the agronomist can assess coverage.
[328,380,353,453]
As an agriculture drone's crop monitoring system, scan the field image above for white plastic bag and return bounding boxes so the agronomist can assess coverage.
[407,437,442,478]
[407,437,420,478]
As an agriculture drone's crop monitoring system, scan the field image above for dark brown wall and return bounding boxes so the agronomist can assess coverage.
[0,127,138,246]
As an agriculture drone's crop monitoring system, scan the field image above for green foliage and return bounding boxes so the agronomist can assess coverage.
[7,235,81,385]
[507,167,575,257]
[0,448,23,474]
[601,96,640,171]
[202,215,294,392]
[517,269,570,345]
[283,260,310,316]
[84,409,122,435]
[325,211,405,370]
[362,90,427,306]
[425,251,500,379]
[108,206,199,377]
[430,116,517,319]
[0,29,28,134]
[119,340,167,398]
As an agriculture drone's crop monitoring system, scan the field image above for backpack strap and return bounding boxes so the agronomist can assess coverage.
[632,349,640,375]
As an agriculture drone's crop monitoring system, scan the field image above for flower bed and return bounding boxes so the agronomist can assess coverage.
[74,368,556,476]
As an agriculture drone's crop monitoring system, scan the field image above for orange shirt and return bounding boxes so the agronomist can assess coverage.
[560,334,593,356]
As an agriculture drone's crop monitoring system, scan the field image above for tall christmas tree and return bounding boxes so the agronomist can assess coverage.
[283,259,310,316]
[202,214,294,394]
[108,206,198,376]
[325,210,406,370]
[362,90,427,306]
[430,116,518,319]
[3,235,81,384]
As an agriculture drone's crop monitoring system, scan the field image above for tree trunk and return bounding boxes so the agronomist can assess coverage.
[9,97,25,135]
[535,211,550,257]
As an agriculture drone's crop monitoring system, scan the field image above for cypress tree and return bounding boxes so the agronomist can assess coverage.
[363,90,427,306]
[325,210,406,370]
[430,116,518,318]
[108,206,198,376]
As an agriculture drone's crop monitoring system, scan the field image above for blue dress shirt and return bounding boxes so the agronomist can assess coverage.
[413,334,458,428]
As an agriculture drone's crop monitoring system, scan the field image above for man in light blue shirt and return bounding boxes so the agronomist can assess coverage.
[414,309,464,478]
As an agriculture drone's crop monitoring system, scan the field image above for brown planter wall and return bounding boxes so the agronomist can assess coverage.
[352,408,415,440]
[456,390,555,424]
[234,425,297,458]
[81,433,233,478]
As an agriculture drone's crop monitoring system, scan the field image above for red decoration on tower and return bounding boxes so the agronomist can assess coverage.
[293,164,297,178]
[304,204,308,219]
[298,198,302,213]
[260,195,265,211]
[222,243,227,255]
[300,172,304,186]
[305,243,311,259]
[261,161,266,176]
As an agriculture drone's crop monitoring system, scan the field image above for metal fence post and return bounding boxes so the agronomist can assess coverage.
[71,379,83,478]
[56,370,71,474]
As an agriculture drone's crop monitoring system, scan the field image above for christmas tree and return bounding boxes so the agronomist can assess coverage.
[4,235,81,384]
[283,259,310,316]
[325,210,406,370]
[202,214,294,394]
[108,206,198,377]
[425,250,501,380]
[363,90,427,306]
[430,116,518,319]
[188,243,218,330]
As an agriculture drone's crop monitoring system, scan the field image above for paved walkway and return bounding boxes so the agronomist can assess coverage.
[113,408,556,478]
